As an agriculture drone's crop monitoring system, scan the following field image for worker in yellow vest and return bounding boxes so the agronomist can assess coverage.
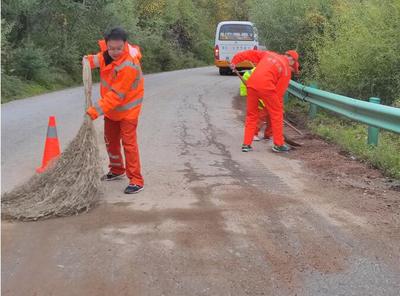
[240,68,272,141]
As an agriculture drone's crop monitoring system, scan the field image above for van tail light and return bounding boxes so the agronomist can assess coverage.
[214,45,220,60]
[253,45,258,50]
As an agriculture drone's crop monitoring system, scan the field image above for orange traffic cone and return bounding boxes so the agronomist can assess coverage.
[36,116,61,173]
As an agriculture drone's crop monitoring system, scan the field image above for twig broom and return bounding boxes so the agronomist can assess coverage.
[2,60,103,221]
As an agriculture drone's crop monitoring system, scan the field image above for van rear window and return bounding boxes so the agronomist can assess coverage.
[219,24,254,41]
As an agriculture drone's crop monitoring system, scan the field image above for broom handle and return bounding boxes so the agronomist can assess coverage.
[232,68,303,136]
[232,68,247,84]
[82,58,93,109]
[283,118,303,135]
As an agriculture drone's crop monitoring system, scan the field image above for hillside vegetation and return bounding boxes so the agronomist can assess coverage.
[1,0,248,102]
[250,0,400,106]
[2,0,399,107]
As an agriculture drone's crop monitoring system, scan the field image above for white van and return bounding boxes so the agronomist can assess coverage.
[214,21,259,75]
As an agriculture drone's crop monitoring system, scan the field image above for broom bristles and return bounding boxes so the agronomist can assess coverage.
[2,60,103,221]
[2,118,102,221]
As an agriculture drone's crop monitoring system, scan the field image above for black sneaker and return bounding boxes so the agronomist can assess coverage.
[124,184,144,194]
[242,144,253,152]
[101,172,125,181]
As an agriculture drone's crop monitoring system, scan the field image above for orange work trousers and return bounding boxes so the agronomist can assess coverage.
[255,107,273,139]
[244,88,284,146]
[104,117,144,186]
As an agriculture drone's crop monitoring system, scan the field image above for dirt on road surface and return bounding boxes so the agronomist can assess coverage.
[2,67,400,296]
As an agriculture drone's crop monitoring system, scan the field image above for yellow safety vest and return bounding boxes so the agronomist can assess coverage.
[239,68,265,110]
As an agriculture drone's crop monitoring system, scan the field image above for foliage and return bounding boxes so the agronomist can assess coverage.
[2,0,399,108]
[249,0,333,78]
[12,42,49,80]
[1,74,47,103]
[314,0,400,105]
[2,0,247,102]
[249,0,399,106]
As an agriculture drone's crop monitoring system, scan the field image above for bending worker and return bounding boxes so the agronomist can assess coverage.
[240,67,272,141]
[84,27,144,194]
[230,50,300,153]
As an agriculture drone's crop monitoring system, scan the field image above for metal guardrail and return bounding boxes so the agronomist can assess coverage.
[287,80,400,145]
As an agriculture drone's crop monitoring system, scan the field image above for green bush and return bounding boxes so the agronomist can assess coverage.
[249,0,333,78]
[12,42,50,81]
[1,74,27,101]
[314,0,400,105]
[2,0,221,102]
[1,74,47,103]
[50,43,82,79]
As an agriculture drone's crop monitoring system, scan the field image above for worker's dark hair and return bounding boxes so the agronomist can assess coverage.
[104,27,127,42]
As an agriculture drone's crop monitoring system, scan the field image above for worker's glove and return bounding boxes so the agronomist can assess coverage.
[86,107,99,120]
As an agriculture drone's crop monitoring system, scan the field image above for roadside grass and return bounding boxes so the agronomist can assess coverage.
[1,80,70,104]
[286,98,400,180]
[1,74,76,104]
[1,72,101,104]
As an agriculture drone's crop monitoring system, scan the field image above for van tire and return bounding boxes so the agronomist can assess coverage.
[219,67,231,75]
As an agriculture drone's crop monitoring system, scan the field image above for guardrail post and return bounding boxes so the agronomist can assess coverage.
[309,83,318,119]
[367,97,381,146]
[284,91,289,105]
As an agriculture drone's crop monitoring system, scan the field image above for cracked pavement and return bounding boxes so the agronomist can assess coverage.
[2,67,400,295]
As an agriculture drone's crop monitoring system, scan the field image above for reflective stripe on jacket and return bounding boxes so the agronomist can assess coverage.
[87,42,144,121]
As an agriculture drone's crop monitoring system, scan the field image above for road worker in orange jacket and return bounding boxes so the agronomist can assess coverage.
[240,67,273,141]
[84,27,144,194]
[230,50,300,153]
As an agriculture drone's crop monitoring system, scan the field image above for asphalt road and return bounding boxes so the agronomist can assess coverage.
[1,85,90,192]
[2,67,400,295]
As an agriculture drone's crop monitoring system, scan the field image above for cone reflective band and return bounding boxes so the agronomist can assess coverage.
[36,116,61,173]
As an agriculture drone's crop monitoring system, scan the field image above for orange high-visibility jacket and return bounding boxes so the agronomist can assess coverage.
[231,50,291,102]
[87,42,144,121]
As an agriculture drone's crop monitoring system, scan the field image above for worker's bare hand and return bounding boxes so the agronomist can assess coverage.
[229,63,236,71]
[82,55,88,65]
